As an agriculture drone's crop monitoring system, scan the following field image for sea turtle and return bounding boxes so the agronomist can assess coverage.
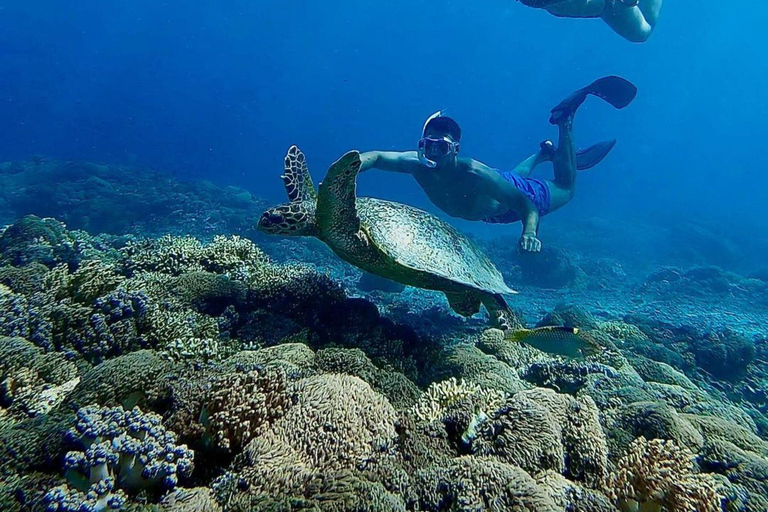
[258,146,600,357]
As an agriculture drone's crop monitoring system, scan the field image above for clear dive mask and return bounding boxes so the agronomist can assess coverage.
[418,110,459,168]
[417,136,459,168]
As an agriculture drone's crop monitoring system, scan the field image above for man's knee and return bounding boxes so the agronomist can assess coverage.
[616,19,654,42]
[626,26,652,42]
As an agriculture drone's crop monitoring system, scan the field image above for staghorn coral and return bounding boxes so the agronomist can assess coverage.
[43,405,194,512]
[605,436,722,512]
[0,283,31,338]
[122,234,268,281]
[0,261,49,295]
[199,234,268,279]
[44,260,124,305]
[122,235,205,276]
[246,261,346,322]
[415,455,560,512]
[167,271,247,316]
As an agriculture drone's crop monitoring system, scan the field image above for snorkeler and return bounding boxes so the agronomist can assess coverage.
[516,0,663,43]
[358,76,637,253]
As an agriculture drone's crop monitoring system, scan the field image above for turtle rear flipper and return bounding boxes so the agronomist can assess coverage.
[445,291,482,317]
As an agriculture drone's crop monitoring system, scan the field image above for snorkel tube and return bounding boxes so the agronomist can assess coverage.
[418,110,443,168]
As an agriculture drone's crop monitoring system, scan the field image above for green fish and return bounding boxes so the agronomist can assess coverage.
[508,326,602,359]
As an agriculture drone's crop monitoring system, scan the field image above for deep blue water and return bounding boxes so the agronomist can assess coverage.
[0,1,766,237]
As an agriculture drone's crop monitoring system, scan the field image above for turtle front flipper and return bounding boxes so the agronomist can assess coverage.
[317,150,365,245]
[282,145,317,203]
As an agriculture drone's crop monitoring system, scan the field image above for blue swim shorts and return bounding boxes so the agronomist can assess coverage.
[483,171,552,224]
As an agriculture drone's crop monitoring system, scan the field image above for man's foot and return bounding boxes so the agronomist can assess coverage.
[539,139,556,161]
[550,76,638,125]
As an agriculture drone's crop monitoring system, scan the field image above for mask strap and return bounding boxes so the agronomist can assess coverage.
[422,110,444,136]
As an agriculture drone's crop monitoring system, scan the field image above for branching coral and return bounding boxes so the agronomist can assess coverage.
[410,377,506,424]
[122,234,267,280]
[200,366,294,453]
[605,436,722,512]
[43,405,194,512]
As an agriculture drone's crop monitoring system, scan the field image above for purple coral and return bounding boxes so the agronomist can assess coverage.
[45,404,193,511]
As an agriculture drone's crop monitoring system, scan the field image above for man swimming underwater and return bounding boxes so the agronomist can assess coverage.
[516,0,663,43]
[359,76,637,252]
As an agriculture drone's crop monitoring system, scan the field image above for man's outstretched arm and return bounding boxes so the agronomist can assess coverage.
[476,166,543,252]
[359,151,422,174]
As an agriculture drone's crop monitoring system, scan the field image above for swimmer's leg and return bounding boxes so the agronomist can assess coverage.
[601,0,663,42]
[548,114,578,212]
[540,0,606,18]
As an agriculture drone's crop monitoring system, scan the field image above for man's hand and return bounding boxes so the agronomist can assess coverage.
[519,233,542,252]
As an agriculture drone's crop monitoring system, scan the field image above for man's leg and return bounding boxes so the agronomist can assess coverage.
[511,140,554,178]
[548,115,577,212]
[541,0,606,18]
[601,0,662,42]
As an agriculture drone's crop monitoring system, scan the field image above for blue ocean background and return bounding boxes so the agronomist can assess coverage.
[1,1,765,248]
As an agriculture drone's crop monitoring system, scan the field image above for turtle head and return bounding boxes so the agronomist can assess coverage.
[258,201,318,237]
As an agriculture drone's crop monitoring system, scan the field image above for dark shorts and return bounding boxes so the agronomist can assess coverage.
[483,171,551,224]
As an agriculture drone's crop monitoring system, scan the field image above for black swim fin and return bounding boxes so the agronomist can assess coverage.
[550,76,638,125]
[576,139,616,170]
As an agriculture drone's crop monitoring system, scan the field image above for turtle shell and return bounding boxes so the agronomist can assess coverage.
[357,197,515,295]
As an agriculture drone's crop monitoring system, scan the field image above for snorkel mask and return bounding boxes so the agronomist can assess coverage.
[418,110,460,168]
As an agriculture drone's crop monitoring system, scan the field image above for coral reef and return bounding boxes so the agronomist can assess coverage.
[44,404,194,511]
[1,168,768,510]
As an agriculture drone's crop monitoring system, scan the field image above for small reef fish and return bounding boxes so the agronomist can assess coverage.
[508,326,602,359]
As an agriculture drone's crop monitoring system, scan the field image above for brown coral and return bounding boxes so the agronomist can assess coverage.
[473,387,609,488]
[416,455,560,512]
[159,487,223,512]
[239,374,398,496]
[605,436,722,512]
[201,366,294,452]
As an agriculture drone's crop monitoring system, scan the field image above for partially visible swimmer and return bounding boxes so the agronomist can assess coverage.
[358,76,637,254]
[517,0,663,43]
